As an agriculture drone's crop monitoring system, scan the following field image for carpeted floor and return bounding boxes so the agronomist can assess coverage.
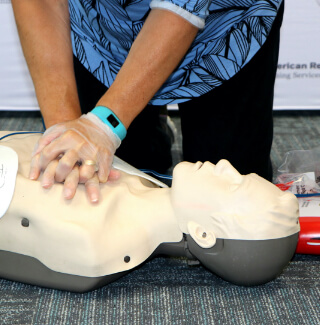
[0,254,319,325]
[0,110,320,325]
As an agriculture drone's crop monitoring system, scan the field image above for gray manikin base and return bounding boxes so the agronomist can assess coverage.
[0,234,299,292]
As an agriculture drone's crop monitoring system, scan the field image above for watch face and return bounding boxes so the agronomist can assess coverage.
[107,114,119,128]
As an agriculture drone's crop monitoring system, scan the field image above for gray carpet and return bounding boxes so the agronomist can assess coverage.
[0,110,320,325]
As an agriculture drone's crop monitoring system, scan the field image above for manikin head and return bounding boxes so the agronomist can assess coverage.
[170,160,300,285]
[172,159,300,246]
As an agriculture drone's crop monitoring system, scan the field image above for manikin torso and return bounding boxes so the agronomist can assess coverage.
[0,133,182,277]
[0,132,300,286]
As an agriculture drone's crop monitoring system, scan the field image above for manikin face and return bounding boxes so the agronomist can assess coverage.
[172,159,282,214]
[171,160,300,245]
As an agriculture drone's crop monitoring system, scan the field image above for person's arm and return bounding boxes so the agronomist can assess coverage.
[96,8,199,129]
[11,0,100,202]
[11,0,81,127]
[24,7,199,203]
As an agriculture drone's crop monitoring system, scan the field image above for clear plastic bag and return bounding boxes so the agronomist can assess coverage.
[275,147,320,195]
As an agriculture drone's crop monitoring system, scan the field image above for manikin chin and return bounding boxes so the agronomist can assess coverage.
[0,132,300,292]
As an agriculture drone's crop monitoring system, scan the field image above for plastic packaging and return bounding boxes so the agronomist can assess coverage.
[275,147,320,254]
[275,147,320,195]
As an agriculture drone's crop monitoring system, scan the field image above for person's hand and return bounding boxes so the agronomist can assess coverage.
[36,159,121,203]
[29,113,121,202]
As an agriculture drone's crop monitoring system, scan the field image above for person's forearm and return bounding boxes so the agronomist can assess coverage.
[12,0,81,128]
[96,9,199,129]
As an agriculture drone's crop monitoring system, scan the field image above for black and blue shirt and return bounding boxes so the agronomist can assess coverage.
[69,0,283,105]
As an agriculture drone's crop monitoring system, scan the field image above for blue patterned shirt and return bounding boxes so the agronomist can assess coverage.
[69,0,283,105]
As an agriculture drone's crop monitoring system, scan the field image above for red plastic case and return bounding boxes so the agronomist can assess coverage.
[296,217,320,254]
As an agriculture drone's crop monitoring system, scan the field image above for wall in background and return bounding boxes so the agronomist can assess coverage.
[273,0,320,110]
[0,2,39,111]
[1,1,319,111]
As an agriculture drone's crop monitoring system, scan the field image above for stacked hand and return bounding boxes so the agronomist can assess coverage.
[29,113,121,203]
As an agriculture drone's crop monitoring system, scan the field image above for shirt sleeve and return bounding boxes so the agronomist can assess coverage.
[149,0,211,29]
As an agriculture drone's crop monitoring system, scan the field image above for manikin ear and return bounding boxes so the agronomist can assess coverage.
[187,221,216,249]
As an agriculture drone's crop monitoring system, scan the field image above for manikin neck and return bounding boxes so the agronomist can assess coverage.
[136,187,190,258]
[132,186,182,239]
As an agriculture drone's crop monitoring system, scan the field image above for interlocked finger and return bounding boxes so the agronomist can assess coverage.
[41,159,59,189]
[55,150,80,183]
[79,159,99,183]
[85,173,100,203]
[63,165,80,200]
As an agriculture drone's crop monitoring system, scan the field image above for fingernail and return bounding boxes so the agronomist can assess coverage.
[42,182,52,189]
[29,171,36,180]
[91,194,99,203]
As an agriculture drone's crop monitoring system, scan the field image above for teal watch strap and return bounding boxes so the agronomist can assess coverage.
[91,106,127,140]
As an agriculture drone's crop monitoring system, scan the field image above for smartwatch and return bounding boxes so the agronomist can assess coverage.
[91,106,127,140]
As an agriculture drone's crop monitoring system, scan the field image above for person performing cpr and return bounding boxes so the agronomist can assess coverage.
[11,1,285,203]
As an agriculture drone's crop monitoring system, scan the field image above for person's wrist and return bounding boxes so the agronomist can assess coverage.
[90,106,127,141]
[83,113,122,149]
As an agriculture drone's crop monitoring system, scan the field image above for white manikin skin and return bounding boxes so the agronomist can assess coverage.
[171,161,300,247]
[0,132,300,278]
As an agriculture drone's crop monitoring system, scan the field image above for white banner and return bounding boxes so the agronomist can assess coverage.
[274,0,320,110]
[0,3,39,111]
[0,1,319,111]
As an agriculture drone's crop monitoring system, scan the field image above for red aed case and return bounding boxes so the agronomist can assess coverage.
[296,217,320,254]
[296,197,320,255]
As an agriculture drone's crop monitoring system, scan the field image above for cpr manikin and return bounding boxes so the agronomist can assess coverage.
[0,132,300,292]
